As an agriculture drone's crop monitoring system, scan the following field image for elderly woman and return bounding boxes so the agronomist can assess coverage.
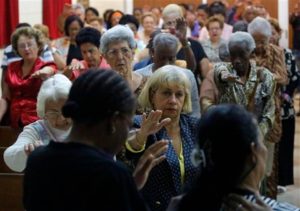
[3,74,72,172]
[63,27,110,80]
[269,18,300,189]
[213,32,275,138]
[0,27,57,128]
[162,4,209,77]
[248,17,288,198]
[100,25,144,95]
[200,15,227,63]
[52,15,84,65]
[23,70,167,210]
[138,13,157,46]
[136,32,200,117]
[126,65,200,211]
[171,104,299,211]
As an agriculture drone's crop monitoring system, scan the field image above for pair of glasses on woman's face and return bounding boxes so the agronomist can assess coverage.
[17,41,37,50]
[45,110,64,121]
[106,47,132,58]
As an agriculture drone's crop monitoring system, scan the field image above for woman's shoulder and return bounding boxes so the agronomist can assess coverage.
[180,114,201,129]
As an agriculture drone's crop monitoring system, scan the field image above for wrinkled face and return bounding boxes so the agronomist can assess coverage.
[208,21,222,42]
[163,12,181,34]
[229,43,251,76]
[68,20,82,41]
[17,35,39,61]
[252,32,269,55]
[44,98,72,130]
[104,41,134,76]
[151,83,185,119]
[152,45,176,68]
[142,16,156,33]
[80,42,101,68]
[270,26,281,46]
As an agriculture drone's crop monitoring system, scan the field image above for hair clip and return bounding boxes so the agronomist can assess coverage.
[191,147,206,168]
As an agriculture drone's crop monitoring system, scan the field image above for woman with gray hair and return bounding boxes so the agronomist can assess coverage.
[136,32,200,117]
[214,31,275,146]
[100,25,144,96]
[248,16,288,198]
[126,65,201,211]
[4,74,72,172]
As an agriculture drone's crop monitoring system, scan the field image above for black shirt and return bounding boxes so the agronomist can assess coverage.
[24,141,148,211]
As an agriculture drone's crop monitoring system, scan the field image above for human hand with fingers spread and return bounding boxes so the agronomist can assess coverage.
[140,110,171,136]
[128,110,171,150]
[175,17,188,44]
[133,140,169,190]
[24,140,44,156]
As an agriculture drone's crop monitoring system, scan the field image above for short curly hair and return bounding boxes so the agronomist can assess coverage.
[11,26,44,56]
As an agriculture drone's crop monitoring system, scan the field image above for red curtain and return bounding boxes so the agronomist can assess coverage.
[43,0,71,40]
[0,0,19,48]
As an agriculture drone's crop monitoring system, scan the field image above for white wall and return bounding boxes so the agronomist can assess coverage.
[278,0,289,48]
[90,0,129,16]
[19,0,42,26]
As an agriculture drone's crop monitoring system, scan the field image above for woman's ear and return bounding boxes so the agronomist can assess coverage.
[107,112,119,135]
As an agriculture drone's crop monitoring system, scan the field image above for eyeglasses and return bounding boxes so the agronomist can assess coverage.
[17,41,37,50]
[45,110,64,121]
[106,47,132,58]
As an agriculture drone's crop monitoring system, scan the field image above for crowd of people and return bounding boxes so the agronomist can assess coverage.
[1,0,300,210]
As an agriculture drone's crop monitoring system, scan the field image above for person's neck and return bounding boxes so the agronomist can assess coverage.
[236,166,261,196]
[67,124,116,157]
[210,38,220,46]
[237,62,251,80]
[23,58,36,67]
[165,115,180,132]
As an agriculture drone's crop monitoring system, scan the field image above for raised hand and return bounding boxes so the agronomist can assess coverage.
[140,110,171,136]
[133,140,168,190]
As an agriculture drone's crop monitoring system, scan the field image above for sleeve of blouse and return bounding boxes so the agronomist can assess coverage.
[273,47,288,86]
[3,124,41,172]
[259,71,276,137]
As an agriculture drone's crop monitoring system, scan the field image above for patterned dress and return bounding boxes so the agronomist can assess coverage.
[214,60,276,137]
[252,44,288,198]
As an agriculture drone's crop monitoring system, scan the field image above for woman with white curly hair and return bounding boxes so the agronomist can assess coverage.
[248,16,288,198]
[4,74,72,172]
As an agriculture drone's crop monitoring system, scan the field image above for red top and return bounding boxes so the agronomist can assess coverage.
[5,58,57,128]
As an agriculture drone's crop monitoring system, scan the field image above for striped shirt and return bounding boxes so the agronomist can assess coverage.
[245,194,299,211]
[1,44,54,70]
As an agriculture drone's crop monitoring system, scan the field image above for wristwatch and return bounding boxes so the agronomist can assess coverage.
[182,41,191,48]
